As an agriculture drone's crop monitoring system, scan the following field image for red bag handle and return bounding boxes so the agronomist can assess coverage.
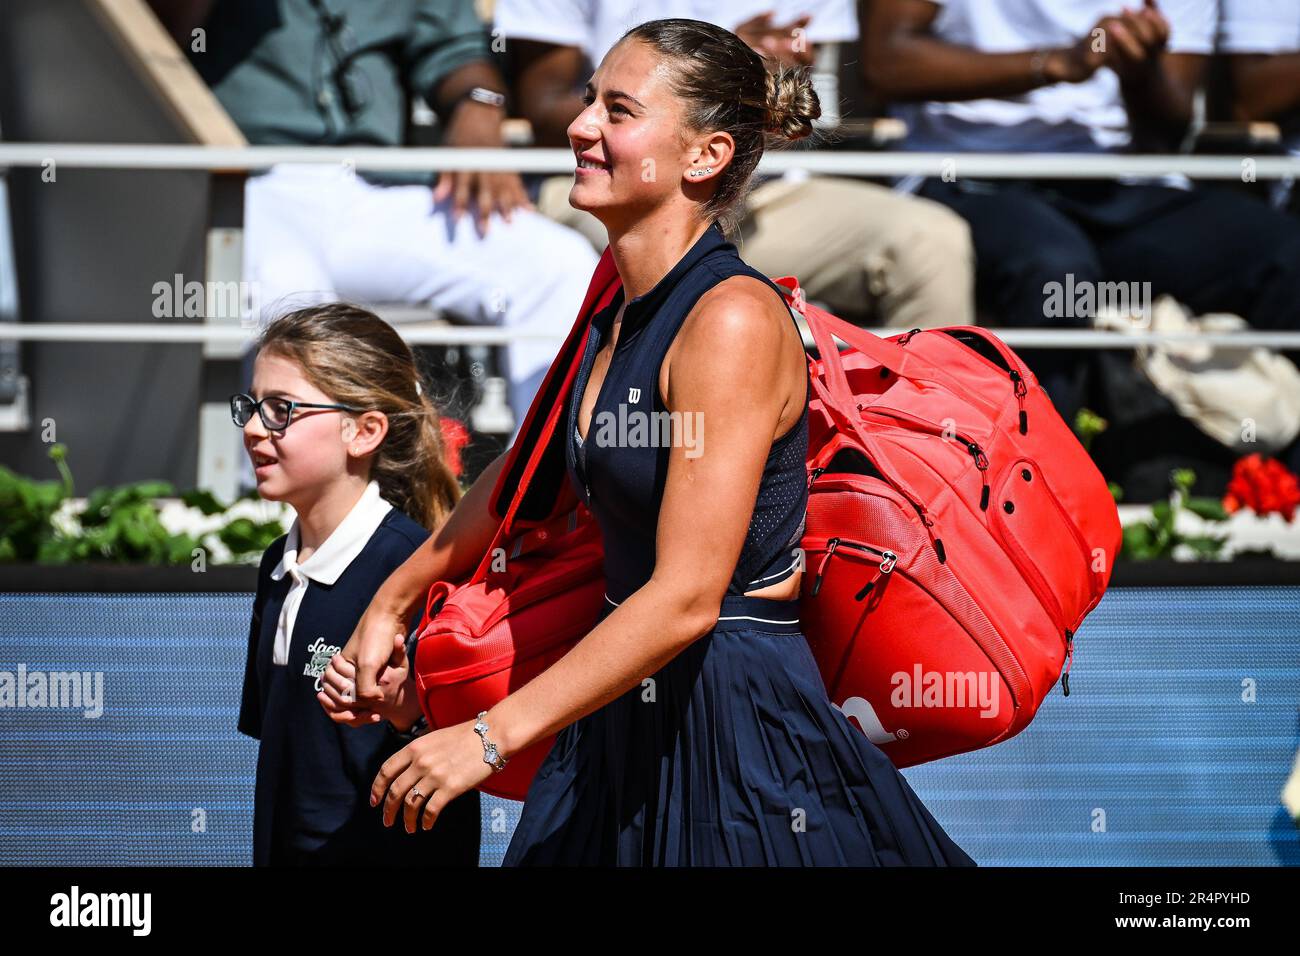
[770,275,959,406]
[772,275,938,516]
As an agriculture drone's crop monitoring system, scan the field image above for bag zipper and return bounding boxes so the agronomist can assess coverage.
[986,460,1090,696]
[863,405,992,513]
[932,328,1032,435]
[807,530,1028,713]
[1062,628,1074,696]
[809,536,897,600]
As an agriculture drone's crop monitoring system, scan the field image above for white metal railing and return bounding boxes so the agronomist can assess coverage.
[3,322,1299,350]
[2,144,1299,179]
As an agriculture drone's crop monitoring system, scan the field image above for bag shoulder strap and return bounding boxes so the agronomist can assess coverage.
[469,247,623,584]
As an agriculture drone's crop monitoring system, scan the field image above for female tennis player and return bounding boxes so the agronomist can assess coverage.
[335,17,975,866]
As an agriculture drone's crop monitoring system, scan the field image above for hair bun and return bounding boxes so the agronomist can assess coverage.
[763,65,820,142]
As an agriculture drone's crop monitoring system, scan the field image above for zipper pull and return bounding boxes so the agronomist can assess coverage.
[1010,370,1028,435]
[912,501,946,563]
[966,440,990,510]
[853,550,897,601]
[1062,628,1074,697]
[808,465,825,490]
[898,328,922,346]
[811,537,840,597]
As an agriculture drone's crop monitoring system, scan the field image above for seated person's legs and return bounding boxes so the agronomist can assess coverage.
[737,177,975,328]
[1092,184,1300,352]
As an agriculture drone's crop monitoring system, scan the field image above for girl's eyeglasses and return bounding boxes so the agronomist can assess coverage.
[230,393,360,431]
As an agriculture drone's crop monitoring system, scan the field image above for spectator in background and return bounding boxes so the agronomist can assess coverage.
[862,0,1300,422]
[494,0,978,329]
[148,0,599,458]
[1218,0,1300,211]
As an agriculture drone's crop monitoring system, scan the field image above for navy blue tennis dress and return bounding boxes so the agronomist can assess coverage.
[501,222,976,866]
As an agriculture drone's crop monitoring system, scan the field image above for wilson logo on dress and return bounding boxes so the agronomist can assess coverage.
[627,387,641,404]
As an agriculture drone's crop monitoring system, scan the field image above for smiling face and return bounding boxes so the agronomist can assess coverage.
[243,351,357,507]
[567,37,731,229]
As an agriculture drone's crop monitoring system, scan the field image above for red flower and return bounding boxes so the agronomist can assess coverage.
[438,416,470,479]
[1222,453,1300,522]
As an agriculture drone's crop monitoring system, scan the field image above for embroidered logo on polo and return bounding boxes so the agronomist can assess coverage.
[303,637,342,692]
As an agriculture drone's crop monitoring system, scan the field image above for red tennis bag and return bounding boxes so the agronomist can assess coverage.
[776,276,1123,768]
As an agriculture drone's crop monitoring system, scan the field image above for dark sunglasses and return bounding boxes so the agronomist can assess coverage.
[230,393,361,431]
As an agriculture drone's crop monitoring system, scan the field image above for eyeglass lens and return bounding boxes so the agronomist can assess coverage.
[232,395,292,430]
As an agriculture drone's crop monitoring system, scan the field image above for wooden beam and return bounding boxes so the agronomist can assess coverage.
[85,0,246,146]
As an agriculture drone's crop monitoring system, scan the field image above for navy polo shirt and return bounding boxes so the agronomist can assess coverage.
[239,507,480,866]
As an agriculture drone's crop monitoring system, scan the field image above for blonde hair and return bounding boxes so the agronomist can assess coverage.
[619,18,822,234]
[255,303,462,530]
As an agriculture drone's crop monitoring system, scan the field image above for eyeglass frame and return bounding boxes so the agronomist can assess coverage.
[230,392,363,431]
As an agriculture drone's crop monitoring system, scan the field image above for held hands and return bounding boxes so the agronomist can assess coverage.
[370,717,497,833]
[341,601,414,707]
[318,630,422,729]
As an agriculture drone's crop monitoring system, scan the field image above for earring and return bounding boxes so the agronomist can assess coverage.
[689,166,714,178]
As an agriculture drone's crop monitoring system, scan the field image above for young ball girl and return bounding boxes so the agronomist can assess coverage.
[234,303,481,866]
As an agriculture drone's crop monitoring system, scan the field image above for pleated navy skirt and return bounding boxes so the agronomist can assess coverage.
[501,593,977,866]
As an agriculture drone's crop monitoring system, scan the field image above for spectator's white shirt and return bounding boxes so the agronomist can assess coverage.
[1217,0,1300,154]
[894,0,1218,154]
[493,0,858,68]
[1218,0,1299,53]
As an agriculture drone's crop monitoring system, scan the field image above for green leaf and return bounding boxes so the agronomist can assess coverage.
[1182,534,1228,558]
[1184,497,1228,522]
[1121,522,1157,559]
[181,488,227,516]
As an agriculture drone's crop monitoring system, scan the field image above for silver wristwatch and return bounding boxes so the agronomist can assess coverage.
[464,86,506,109]
[473,710,509,772]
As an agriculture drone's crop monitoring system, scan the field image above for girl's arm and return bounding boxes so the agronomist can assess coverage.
[346,446,510,702]
[482,277,801,759]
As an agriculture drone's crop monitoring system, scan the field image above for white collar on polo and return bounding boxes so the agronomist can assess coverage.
[268,479,394,666]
